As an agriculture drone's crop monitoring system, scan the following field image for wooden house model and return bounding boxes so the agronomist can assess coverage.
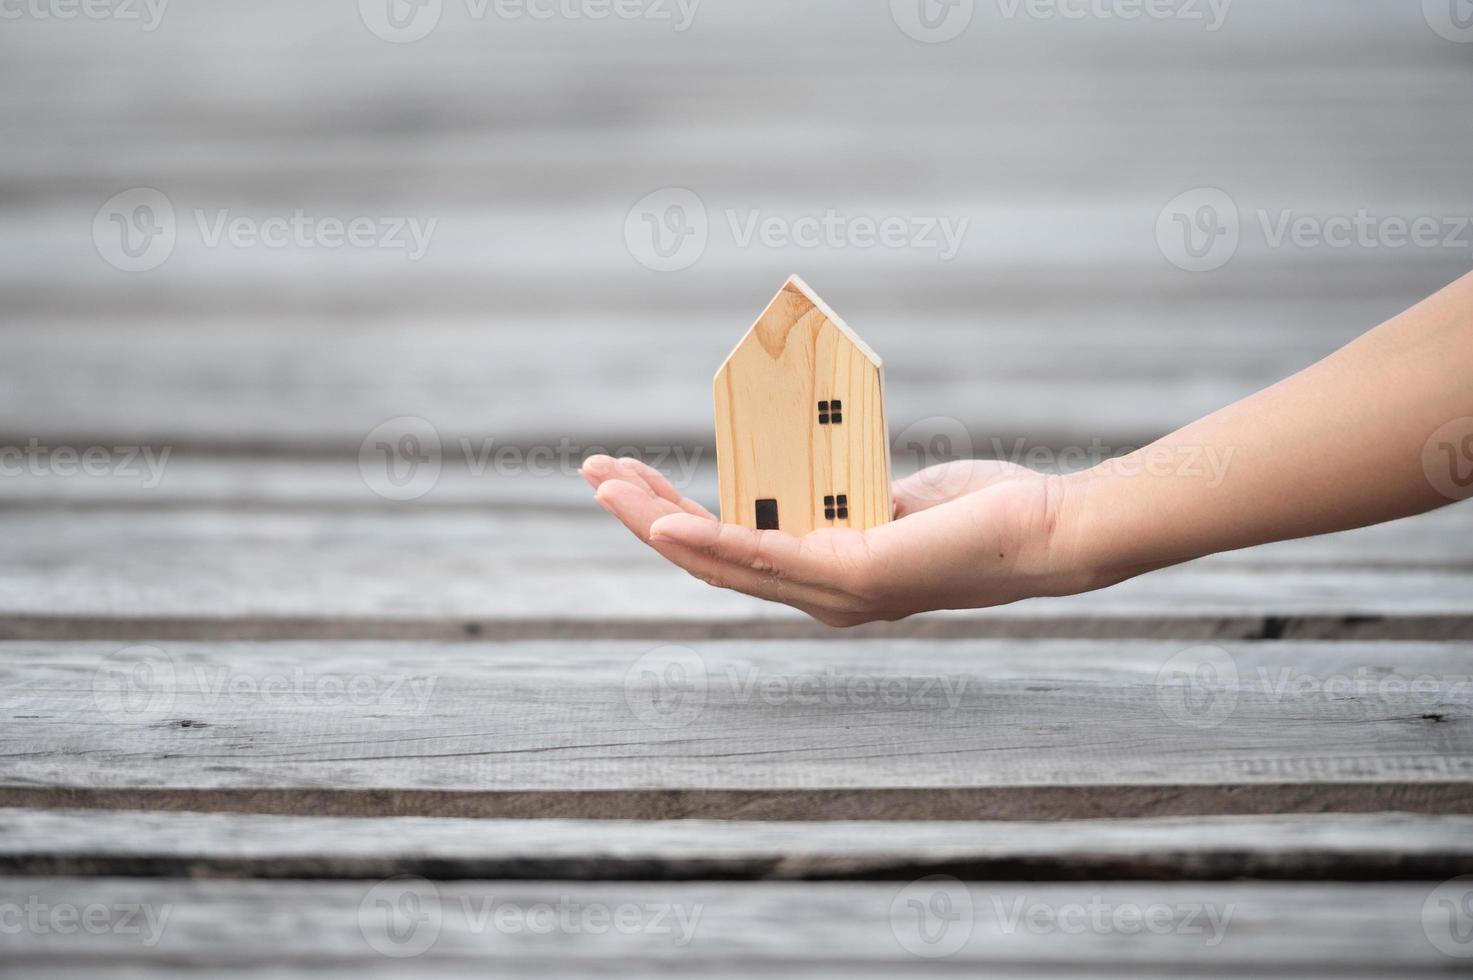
[714,276,892,536]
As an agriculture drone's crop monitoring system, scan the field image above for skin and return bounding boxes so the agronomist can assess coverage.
[584,271,1473,627]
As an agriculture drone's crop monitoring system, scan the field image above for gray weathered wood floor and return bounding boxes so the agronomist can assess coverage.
[1,0,1471,975]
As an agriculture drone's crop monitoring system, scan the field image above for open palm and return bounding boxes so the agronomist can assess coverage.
[582,455,1072,627]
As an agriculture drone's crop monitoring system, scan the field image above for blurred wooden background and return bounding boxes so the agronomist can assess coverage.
[2,0,1471,450]
[2,3,1472,975]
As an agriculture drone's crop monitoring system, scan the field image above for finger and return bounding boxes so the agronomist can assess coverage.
[648,536,852,615]
[647,511,843,587]
[594,478,683,540]
[892,459,1015,517]
[580,454,619,490]
[613,457,717,520]
[599,483,855,614]
[582,455,716,520]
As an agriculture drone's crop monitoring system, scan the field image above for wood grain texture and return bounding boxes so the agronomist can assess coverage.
[2,640,1470,819]
[0,877,1457,975]
[715,277,890,534]
[0,296,1459,453]
[5,809,1473,882]
[0,500,1466,640]
[2,4,1470,451]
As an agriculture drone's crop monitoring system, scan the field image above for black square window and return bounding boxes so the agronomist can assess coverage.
[823,495,835,506]
[755,498,779,530]
[818,401,830,411]
[831,400,842,411]
[836,506,849,519]
[836,494,848,507]
[824,507,836,520]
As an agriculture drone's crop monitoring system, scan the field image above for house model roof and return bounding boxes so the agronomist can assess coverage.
[716,275,882,383]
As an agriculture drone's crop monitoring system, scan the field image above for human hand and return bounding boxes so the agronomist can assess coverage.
[581,455,1084,627]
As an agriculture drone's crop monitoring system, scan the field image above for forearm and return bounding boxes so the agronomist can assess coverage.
[1055,271,1473,589]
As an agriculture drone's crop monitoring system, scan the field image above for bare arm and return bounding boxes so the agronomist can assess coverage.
[584,272,1473,626]
[1057,269,1473,591]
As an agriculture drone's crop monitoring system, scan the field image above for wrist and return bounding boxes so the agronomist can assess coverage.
[1042,467,1135,597]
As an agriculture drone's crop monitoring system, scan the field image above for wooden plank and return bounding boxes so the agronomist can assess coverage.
[4,809,1473,882]
[0,877,1456,975]
[0,303,1419,451]
[2,4,1469,450]
[3,4,1465,203]
[2,639,1470,819]
[0,503,1466,640]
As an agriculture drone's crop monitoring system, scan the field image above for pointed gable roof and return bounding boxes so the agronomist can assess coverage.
[716,275,882,382]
